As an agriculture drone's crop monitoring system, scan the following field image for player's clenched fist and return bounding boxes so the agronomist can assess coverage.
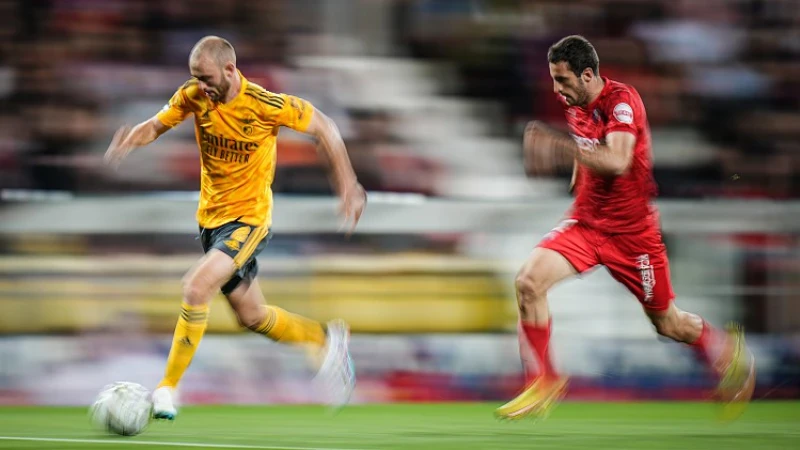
[339,181,367,237]
[104,125,133,169]
[523,120,557,176]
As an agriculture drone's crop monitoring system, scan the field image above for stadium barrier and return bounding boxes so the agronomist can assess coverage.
[0,255,510,334]
[0,192,798,234]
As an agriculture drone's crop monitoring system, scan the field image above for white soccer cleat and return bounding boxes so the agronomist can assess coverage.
[315,319,356,409]
[151,386,177,421]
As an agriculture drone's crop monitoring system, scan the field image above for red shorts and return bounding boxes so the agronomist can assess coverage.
[538,219,674,312]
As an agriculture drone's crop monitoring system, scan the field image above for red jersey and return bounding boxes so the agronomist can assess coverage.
[562,77,658,234]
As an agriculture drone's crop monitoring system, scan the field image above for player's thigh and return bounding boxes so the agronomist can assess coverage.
[516,247,579,295]
[532,220,599,276]
[182,249,239,298]
[200,222,271,295]
[225,277,267,327]
[517,221,596,295]
[602,228,675,312]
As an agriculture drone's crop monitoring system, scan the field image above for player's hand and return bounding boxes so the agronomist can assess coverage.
[104,125,133,170]
[523,121,557,176]
[338,181,366,237]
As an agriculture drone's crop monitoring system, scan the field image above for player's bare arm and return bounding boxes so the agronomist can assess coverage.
[524,120,634,177]
[305,108,367,235]
[104,117,170,169]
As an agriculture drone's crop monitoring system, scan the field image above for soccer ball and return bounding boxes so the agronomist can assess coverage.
[90,382,152,436]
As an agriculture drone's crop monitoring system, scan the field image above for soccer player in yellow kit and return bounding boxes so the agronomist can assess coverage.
[104,36,365,419]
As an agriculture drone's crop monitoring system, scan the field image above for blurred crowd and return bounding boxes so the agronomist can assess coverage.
[408,0,800,197]
[0,0,798,198]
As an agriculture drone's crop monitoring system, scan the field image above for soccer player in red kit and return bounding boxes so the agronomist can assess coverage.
[495,36,755,420]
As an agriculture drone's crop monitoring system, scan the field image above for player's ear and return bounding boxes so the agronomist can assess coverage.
[581,68,594,83]
[223,62,236,78]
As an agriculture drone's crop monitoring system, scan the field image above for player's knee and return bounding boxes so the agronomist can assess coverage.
[236,307,263,331]
[182,277,213,306]
[239,313,261,331]
[515,270,547,304]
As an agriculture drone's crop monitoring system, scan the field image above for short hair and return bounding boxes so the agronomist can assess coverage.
[190,36,236,68]
[548,35,599,77]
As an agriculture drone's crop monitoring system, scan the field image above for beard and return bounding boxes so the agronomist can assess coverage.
[573,81,590,107]
[207,78,231,102]
[217,78,231,101]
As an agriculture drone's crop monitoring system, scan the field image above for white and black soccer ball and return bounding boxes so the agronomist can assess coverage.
[90,382,152,436]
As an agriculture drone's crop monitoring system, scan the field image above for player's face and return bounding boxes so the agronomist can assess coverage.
[191,57,232,102]
[549,62,590,107]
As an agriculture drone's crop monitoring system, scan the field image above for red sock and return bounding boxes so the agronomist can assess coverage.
[521,320,557,381]
[689,320,728,376]
[517,321,539,384]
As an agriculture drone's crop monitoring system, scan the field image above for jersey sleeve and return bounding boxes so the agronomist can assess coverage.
[273,94,315,132]
[156,82,195,128]
[602,90,638,136]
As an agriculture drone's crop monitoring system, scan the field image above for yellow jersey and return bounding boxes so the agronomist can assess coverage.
[156,72,314,229]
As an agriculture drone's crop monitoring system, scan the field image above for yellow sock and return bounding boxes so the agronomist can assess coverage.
[158,302,209,389]
[254,306,326,348]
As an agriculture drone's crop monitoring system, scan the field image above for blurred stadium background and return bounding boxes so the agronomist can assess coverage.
[0,0,799,411]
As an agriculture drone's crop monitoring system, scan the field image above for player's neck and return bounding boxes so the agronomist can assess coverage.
[584,77,605,107]
[223,71,242,104]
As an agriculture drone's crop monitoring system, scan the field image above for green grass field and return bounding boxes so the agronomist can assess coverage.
[0,402,798,450]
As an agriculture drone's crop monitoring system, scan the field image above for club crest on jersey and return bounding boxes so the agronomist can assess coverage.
[613,103,634,124]
[239,116,256,135]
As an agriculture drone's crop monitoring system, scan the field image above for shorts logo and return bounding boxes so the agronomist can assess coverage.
[224,226,251,251]
[637,254,655,303]
[613,103,634,124]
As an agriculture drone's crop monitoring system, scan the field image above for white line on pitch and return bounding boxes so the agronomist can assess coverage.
[0,436,363,450]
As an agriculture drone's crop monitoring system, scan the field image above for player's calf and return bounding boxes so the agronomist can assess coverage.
[647,304,732,371]
[648,305,704,344]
